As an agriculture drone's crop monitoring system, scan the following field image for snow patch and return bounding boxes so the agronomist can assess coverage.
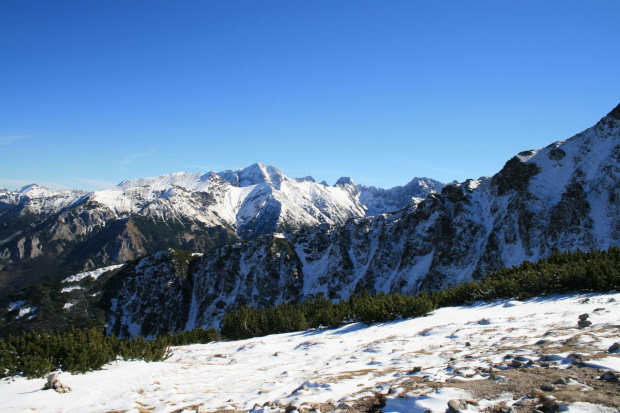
[16,306,36,319]
[63,264,125,283]
[6,300,26,312]
[583,357,620,372]
[61,286,82,293]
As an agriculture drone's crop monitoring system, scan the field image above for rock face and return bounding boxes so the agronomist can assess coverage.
[0,164,442,298]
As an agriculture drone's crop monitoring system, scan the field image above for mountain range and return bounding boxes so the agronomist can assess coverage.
[0,164,442,298]
[2,102,619,338]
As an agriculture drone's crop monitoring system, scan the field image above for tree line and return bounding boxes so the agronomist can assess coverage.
[2,246,619,378]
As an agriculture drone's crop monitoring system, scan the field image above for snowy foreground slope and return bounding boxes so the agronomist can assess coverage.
[2,292,619,413]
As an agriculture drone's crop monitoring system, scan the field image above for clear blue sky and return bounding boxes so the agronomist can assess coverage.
[1,1,619,191]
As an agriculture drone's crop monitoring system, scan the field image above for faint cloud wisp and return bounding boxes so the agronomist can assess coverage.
[121,153,151,166]
[0,135,31,145]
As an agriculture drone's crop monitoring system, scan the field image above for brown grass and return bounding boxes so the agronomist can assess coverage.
[324,368,376,383]
[448,366,620,409]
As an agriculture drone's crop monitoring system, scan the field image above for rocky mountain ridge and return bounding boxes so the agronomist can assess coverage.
[0,165,442,297]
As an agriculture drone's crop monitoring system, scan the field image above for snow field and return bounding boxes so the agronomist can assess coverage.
[2,292,620,412]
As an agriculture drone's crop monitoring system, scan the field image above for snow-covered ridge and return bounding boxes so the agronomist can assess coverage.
[217,162,287,188]
[2,162,442,241]
[0,184,88,216]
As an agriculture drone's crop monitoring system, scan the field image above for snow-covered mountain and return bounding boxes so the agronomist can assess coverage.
[3,103,620,337]
[0,165,441,298]
[82,102,620,335]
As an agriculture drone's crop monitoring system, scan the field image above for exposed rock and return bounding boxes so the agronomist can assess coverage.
[578,319,592,328]
[608,342,620,353]
[540,383,558,392]
[511,359,524,368]
[599,371,618,382]
[409,366,422,373]
[578,313,589,321]
[447,399,468,412]
[540,394,559,410]
[45,372,58,386]
[43,372,71,393]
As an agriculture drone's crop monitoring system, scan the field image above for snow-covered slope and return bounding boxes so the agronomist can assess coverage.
[0,164,441,298]
[2,292,619,413]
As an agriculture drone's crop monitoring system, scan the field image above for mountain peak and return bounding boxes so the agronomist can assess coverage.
[217,163,287,188]
[17,184,50,196]
[334,177,356,187]
[334,177,359,197]
[115,172,204,191]
[607,102,620,120]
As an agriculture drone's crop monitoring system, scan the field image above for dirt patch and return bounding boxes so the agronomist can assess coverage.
[447,366,620,409]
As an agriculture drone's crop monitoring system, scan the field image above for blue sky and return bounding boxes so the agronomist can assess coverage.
[1,1,619,191]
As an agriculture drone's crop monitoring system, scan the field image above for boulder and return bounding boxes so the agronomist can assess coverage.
[578,313,589,321]
[600,371,618,382]
[447,399,468,413]
[285,404,300,413]
[540,383,558,392]
[409,366,422,373]
[608,342,620,353]
[578,319,592,328]
[43,373,71,394]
